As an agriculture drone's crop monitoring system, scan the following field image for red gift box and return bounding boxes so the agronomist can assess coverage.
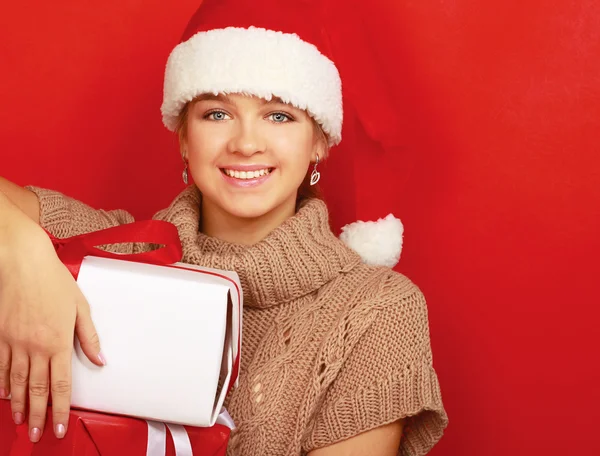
[0,400,231,456]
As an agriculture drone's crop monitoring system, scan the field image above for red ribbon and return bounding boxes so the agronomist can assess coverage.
[46,220,183,279]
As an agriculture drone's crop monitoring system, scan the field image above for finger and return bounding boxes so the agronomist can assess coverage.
[50,352,71,439]
[75,296,105,366]
[0,341,11,399]
[9,348,29,426]
[28,354,50,443]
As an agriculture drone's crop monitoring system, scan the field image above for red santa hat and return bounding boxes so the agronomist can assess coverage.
[161,0,403,267]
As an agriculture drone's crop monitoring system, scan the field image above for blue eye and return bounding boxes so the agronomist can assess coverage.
[269,112,293,123]
[205,111,230,121]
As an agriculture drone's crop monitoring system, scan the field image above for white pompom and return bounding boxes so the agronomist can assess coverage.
[339,214,404,268]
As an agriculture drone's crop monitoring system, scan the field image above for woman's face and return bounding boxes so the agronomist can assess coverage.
[183,93,324,220]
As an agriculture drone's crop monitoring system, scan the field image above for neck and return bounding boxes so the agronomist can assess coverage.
[155,186,363,308]
[201,195,297,245]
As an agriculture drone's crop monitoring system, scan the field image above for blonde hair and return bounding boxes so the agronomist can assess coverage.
[175,97,329,201]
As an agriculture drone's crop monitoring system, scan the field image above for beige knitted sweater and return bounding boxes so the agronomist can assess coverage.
[28,185,448,456]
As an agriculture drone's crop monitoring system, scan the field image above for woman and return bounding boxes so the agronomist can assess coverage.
[0,0,448,454]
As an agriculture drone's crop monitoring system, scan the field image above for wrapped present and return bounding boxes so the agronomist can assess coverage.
[46,221,243,427]
[0,400,233,456]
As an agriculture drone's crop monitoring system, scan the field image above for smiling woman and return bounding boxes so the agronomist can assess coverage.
[0,0,447,454]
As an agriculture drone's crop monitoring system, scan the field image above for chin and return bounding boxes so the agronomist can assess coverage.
[203,184,297,221]
[226,204,272,220]
[219,195,279,220]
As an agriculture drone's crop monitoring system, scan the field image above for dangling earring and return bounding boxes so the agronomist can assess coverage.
[182,163,189,185]
[310,154,321,186]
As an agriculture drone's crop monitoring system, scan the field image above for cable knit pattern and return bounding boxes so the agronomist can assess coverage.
[27,185,448,456]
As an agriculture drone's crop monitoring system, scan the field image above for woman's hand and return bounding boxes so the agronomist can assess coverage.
[0,201,105,443]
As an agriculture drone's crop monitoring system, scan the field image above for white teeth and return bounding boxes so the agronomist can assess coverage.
[223,168,271,180]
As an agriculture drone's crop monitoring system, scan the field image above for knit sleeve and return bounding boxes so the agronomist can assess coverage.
[26,186,139,253]
[303,275,448,456]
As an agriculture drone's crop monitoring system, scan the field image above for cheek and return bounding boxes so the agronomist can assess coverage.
[272,126,314,167]
[278,147,312,187]
[186,124,225,166]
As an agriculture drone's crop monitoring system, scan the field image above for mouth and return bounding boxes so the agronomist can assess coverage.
[220,167,275,180]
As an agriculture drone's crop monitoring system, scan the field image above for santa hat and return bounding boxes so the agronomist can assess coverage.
[161,0,342,146]
[161,0,403,267]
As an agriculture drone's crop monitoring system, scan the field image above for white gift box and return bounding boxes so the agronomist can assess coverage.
[70,256,242,427]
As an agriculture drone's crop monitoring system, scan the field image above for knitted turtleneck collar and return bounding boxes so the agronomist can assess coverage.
[155,186,362,309]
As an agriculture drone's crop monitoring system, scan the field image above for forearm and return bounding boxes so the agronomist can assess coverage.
[0,188,47,261]
[2,177,137,250]
[0,177,40,224]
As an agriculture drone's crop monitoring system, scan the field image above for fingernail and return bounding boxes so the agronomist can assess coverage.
[55,423,66,439]
[14,412,24,425]
[0,388,7,398]
[30,427,41,443]
[97,351,107,366]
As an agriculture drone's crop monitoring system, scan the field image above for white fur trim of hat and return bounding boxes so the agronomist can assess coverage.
[161,27,343,146]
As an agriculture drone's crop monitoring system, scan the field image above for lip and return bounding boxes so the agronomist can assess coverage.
[220,168,274,188]
[219,164,274,172]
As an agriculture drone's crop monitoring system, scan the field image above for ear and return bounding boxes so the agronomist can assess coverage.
[340,214,404,268]
[181,144,188,162]
[312,127,329,162]
[179,128,188,161]
[312,143,328,163]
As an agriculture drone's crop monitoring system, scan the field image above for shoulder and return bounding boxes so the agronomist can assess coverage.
[319,264,433,370]
[336,264,435,366]
[356,266,432,353]
[340,263,428,316]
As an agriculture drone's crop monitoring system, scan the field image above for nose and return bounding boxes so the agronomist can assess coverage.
[227,119,266,157]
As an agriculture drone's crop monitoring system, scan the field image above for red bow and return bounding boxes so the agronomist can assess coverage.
[46,221,183,279]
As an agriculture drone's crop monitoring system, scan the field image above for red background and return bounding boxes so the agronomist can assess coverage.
[1,1,599,455]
